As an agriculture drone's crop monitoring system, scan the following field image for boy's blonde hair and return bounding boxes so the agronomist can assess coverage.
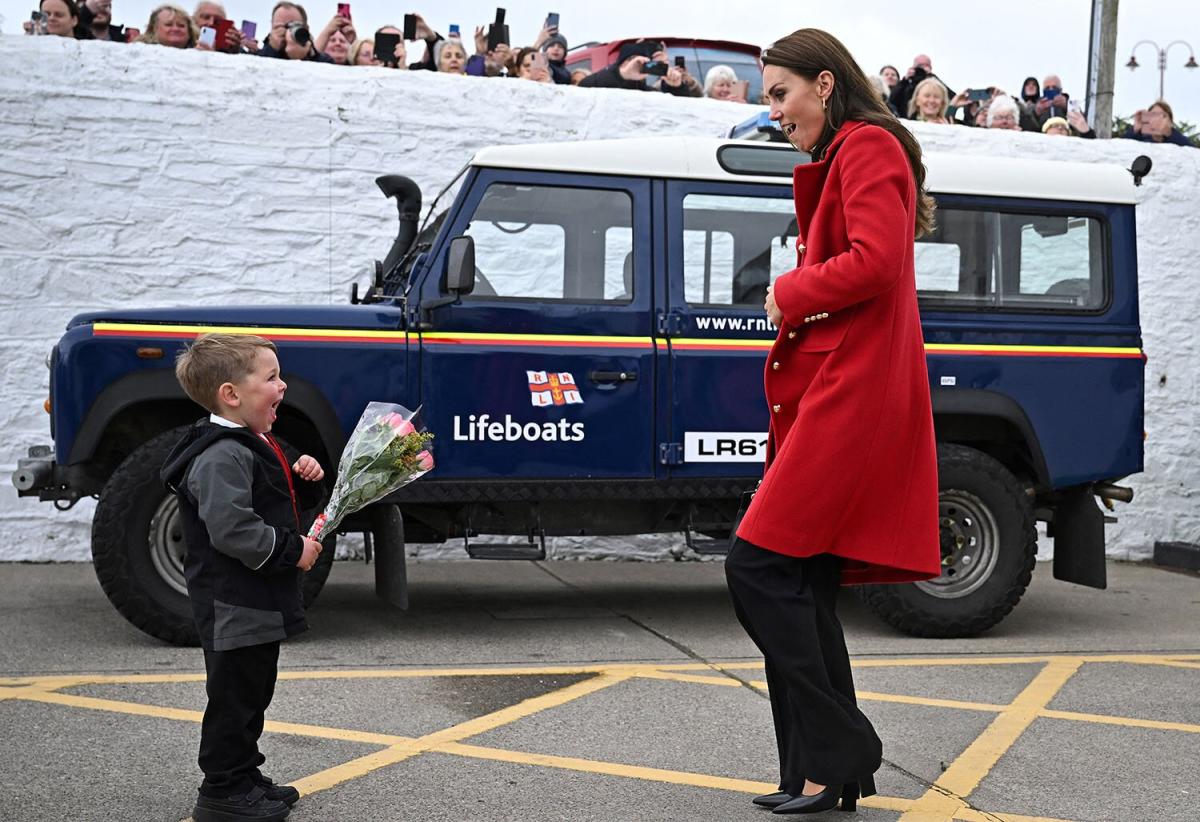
[175,334,278,414]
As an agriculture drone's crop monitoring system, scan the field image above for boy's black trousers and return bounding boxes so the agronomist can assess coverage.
[724,537,882,791]
[198,641,281,797]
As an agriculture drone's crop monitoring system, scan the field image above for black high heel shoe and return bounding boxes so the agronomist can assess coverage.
[772,774,876,814]
[752,790,793,809]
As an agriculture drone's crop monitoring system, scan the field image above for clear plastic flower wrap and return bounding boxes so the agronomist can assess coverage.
[307,402,434,540]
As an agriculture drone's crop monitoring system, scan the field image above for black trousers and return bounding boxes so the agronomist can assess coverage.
[725,537,882,790]
[198,641,280,797]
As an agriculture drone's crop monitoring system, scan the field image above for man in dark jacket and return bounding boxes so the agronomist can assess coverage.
[257,1,333,62]
[579,40,697,95]
[79,0,125,41]
[162,333,326,822]
[889,54,954,119]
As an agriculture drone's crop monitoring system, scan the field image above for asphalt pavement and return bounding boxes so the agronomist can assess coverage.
[1,558,1197,822]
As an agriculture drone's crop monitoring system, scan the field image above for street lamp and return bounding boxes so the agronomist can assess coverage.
[1126,39,1197,100]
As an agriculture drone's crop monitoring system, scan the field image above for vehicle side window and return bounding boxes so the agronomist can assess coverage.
[916,207,1106,311]
[681,193,796,307]
[463,183,634,303]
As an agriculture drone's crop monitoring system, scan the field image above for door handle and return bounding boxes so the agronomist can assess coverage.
[589,370,638,383]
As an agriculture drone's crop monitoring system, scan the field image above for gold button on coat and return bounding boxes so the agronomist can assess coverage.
[788,331,796,339]
[772,361,780,370]
[798,243,806,253]
[772,404,781,413]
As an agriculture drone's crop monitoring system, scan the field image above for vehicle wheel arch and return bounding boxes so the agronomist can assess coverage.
[932,387,1049,488]
[69,369,345,481]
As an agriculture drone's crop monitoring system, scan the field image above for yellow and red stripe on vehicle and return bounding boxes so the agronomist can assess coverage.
[93,324,1142,359]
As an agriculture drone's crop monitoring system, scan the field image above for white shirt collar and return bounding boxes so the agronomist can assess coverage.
[209,413,243,428]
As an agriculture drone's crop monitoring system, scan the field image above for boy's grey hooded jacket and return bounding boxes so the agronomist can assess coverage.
[161,419,324,651]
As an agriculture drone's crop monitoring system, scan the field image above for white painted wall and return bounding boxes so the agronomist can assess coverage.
[2,35,1198,564]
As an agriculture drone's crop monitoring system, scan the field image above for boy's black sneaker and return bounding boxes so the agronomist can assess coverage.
[254,775,300,806]
[193,785,290,821]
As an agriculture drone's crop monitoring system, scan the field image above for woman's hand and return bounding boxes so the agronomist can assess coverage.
[765,285,784,328]
[1067,108,1090,134]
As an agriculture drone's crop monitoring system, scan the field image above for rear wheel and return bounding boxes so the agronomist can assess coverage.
[92,427,335,646]
[859,444,1037,638]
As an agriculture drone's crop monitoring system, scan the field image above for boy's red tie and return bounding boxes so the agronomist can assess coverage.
[262,433,301,529]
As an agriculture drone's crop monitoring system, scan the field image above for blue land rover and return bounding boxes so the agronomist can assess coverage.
[14,135,1147,644]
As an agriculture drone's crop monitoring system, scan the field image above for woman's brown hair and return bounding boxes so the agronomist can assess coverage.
[763,28,936,238]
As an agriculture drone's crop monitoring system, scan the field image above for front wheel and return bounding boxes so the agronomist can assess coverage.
[92,427,335,646]
[859,444,1037,638]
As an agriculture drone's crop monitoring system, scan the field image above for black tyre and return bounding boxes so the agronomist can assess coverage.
[859,443,1037,638]
[91,427,335,646]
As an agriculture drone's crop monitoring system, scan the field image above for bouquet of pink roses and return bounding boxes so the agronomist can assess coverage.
[307,402,434,540]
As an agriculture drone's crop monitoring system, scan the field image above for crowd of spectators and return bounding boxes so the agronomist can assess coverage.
[876,54,1195,146]
[22,3,1197,147]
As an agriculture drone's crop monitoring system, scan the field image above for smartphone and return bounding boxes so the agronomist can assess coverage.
[375,31,400,64]
[448,23,460,37]
[643,60,669,76]
[966,88,990,102]
[674,55,686,70]
[198,26,216,47]
[402,13,416,40]
[240,20,256,40]
[545,12,559,29]
[336,2,351,20]
[1043,87,1060,100]
[1068,99,1082,114]
[214,18,234,48]
[484,22,508,51]
[530,51,548,70]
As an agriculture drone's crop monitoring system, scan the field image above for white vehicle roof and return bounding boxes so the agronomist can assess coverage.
[470,136,1138,205]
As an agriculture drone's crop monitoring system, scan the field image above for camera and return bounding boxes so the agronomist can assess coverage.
[286,20,311,47]
[29,10,48,35]
[643,60,669,76]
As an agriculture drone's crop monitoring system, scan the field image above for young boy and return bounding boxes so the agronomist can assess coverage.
[161,333,326,822]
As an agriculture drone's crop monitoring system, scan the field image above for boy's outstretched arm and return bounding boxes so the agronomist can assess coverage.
[186,441,303,575]
[292,454,327,512]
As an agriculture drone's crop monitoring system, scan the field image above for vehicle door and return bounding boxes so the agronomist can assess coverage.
[661,180,795,477]
[414,170,656,480]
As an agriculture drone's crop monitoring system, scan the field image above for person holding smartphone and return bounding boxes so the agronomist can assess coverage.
[371,25,409,69]
[579,40,697,96]
[539,31,571,84]
[313,8,355,57]
[512,47,552,83]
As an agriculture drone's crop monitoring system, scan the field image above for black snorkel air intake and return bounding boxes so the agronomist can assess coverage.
[376,174,423,275]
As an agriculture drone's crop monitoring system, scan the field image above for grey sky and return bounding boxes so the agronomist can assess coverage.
[4,0,1198,122]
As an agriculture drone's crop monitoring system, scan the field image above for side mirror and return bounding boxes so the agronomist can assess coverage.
[1028,215,1069,238]
[445,236,476,295]
[1129,155,1152,186]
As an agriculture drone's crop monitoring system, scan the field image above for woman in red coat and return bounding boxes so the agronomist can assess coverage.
[724,28,942,815]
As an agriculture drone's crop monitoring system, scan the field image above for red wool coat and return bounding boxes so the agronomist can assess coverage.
[735,120,941,586]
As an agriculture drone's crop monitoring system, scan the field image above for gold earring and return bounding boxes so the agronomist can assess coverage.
[821,96,828,111]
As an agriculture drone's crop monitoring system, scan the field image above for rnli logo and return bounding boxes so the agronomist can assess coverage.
[528,371,583,407]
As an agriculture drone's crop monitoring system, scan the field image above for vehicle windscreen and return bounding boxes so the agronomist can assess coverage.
[670,45,763,103]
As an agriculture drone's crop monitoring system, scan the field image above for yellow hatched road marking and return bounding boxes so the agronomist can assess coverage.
[896,658,1082,822]
[3,654,1192,822]
[1040,708,1200,735]
[291,671,632,796]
